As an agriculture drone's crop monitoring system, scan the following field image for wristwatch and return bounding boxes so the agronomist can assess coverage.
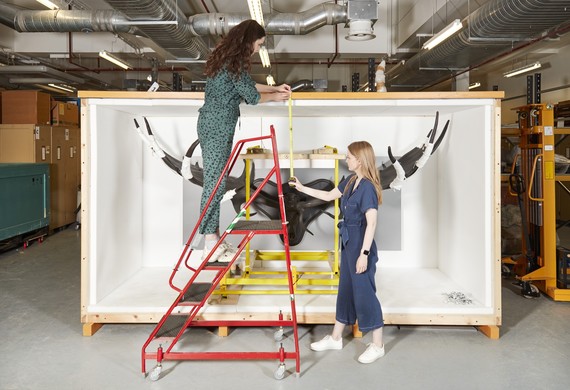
[362,249,370,256]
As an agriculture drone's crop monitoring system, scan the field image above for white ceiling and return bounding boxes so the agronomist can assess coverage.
[0,0,569,93]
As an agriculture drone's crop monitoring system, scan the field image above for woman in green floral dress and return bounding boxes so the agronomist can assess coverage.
[182,19,291,262]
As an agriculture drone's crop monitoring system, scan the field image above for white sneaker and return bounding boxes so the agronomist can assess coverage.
[310,335,343,351]
[202,241,232,263]
[358,343,385,364]
[216,242,238,263]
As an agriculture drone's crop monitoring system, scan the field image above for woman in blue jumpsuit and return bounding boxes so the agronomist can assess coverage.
[290,141,385,364]
[180,20,291,262]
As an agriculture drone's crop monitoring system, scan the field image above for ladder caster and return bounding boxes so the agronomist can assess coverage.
[274,363,286,380]
[521,282,540,299]
[149,364,162,381]
[149,344,164,381]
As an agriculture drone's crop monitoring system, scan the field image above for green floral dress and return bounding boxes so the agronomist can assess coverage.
[197,68,260,234]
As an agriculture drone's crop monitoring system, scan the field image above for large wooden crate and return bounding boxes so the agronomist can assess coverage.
[0,124,80,229]
[79,91,503,338]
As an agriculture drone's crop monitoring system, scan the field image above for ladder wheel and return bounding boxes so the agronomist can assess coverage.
[149,365,162,381]
[274,328,284,341]
[522,283,540,299]
[274,363,286,380]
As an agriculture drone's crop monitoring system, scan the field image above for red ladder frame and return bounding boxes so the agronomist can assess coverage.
[141,125,300,380]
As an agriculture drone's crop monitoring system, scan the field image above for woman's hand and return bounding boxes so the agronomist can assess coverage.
[270,91,291,102]
[288,176,304,192]
[256,83,291,102]
[356,255,368,274]
[275,83,291,93]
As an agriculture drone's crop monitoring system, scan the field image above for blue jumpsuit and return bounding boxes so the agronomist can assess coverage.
[336,175,384,332]
[197,68,260,234]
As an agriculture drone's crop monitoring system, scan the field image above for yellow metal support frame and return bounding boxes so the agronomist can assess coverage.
[215,151,344,295]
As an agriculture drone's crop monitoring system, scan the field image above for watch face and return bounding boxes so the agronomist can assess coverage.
[363,250,370,256]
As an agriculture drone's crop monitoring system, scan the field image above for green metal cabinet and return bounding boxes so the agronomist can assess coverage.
[0,163,50,241]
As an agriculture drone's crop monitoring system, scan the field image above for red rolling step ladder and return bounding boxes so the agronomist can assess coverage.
[141,125,300,381]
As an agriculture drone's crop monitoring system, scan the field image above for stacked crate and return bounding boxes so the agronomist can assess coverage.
[0,90,80,230]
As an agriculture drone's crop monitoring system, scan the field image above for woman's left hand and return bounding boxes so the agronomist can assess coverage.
[275,84,291,94]
[356,255,368,274]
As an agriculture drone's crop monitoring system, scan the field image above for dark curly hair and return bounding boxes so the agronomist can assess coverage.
[205,20,266,78]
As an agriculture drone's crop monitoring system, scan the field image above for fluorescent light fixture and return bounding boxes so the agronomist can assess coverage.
[99,50,131,70]
[48,83,75,93]
[266,75,275,86]
[36,0,59,9]
[503,61,541,78]
[247,0,265,27]
[259,46,270,68]
[468,82,481,90]
[422,19,463,50]
[165,59,206,64]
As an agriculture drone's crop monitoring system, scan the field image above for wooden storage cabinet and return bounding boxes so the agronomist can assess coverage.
[79,91,503,337]
[0,124,80,230]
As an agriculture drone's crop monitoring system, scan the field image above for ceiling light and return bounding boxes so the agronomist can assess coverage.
[259,46,270,68]
[266,75,275,86]
[247,0,265,27]
[422,19,463,50]
[36,0,59,9]
[48,83,75,93]
[468,82,481,90]
[99,50,131,70]
[503,62,541,78]
[164,59,206,64]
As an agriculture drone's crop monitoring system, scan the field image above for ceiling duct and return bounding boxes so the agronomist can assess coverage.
[345,0,378,41]
[13,10,136,34]
[104,0,209,59]
[0,2,134,33]
[388,0,570,90]
[188,3,348,36]
[0,0,210,60]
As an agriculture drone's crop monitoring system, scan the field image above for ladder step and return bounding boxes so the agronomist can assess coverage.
[156,314,188,338]
[230,220,283,233]
[180,282,212,304]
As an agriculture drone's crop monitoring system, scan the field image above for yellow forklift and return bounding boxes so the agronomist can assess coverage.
[504,103,570,301]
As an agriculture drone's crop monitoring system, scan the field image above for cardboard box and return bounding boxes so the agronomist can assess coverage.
[0,124,51,163]
[52,102,79,126]
[1,90,51,125]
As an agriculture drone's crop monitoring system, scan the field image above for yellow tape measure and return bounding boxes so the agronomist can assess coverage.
[288,96,294,177]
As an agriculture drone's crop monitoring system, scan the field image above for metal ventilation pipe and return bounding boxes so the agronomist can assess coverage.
[104,0,210,59]
[388,0,570,89]
[188,3,348,36]
[11,10,136,33]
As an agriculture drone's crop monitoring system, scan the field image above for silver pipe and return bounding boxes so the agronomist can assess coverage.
[96,0,210,59]
[12,10,135,33]
[188,3,348,36]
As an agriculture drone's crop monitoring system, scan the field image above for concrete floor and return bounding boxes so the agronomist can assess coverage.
[1,226,569,390]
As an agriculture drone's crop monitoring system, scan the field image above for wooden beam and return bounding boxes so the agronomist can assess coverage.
[477,325,500,339]
[83,322,103,336]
